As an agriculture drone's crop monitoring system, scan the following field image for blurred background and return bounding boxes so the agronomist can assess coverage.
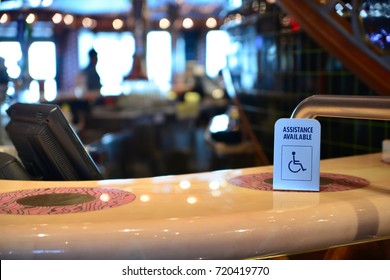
[0,0,389,179]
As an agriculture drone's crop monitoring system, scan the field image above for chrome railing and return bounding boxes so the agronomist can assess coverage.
[291,95,390,120]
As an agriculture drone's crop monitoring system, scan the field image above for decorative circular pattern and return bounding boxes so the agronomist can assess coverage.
[0,187,136,215]
[228,172,370,192]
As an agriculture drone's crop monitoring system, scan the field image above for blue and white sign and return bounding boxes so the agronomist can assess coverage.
[273,118,321,191]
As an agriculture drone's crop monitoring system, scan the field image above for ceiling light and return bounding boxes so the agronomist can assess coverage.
[63,14,74,25]
[82,17,93,28]
[0,14,9,24]
[52,13,63,24]
[159,18,170,29]
[206,17,217,28]
[26,13,36,24]
[82,17,97,29]
[112,18,124,30]
[182,18,194,29]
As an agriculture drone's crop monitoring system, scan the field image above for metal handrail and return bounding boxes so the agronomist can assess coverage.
[291,95,390,120]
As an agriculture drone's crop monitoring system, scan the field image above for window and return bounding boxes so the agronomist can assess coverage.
[146,31,172,93]
[0,41,57,102]
[205,30,230,78]
[0,41,22,79]
[28,42,56,80]
[78,30,135,95]
[28,41,57,102]
[79,30,172,96]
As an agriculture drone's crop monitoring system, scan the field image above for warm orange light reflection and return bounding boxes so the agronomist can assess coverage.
[208,180,221,190]
[99,193,110,202]
[140,194,150,202]
[187,196,197,204]
[179,180,191,190]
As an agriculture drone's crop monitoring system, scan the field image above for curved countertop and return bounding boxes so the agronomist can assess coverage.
[0,153,389,259]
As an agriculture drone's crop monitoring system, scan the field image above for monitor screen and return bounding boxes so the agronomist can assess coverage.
[5,102,103,181]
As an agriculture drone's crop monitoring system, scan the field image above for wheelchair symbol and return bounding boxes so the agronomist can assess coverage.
[288,151,306,173]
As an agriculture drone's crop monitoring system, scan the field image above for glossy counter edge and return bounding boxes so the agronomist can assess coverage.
[0,153,389,259]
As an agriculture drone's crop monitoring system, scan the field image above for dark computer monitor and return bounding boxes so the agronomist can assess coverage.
[5,102,103,181]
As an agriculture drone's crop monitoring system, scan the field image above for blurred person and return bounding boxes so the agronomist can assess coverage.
[0,57,9,103]
[0,56,10,144]
[83,48,101,90]
[76,49,101,100]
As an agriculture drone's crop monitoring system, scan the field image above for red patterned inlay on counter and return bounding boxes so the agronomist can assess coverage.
[0,187,136,215]
[228,172,370,192]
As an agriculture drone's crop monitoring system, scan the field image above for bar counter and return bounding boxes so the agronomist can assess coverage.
[0,152,389,259]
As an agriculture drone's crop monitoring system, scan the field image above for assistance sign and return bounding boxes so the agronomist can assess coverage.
[273,118,321,191]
